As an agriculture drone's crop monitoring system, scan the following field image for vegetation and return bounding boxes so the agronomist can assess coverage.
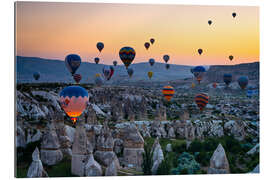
[171,152,200,175]
[142,142,153,175]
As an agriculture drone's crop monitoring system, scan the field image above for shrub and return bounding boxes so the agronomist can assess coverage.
[156,154,173,175]
[142,142,153,175]
[171,152,200,175]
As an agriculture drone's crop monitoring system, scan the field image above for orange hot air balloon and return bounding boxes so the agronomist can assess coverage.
[162,85,175,101]
[195,93,209,111]
[191,83,196,88]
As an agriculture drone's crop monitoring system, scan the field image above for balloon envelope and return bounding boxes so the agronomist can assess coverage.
[195,93,209,111]
[95,73,104,86]
[65,54,81,75]
[150,38,155,44]
[59,86,88,123]
[113,61,117,66]
[232,12,237,18]
[208,20,212,25]
[163,55,170,63]
[148,71,153,79]
[223,74,232,86]
[144,42,150,50]
[33,72,40,80]
[198,49,203,55]
[149,58,155,66]
[73,74,82,83]
[96,42,104,52]
[127,68,134,77]
[119,47,136,69]
[103,65,114,80]
[94,57,100,64]
[229,55,234,61]
[162,85,175,101]
[238,76,248,89]
[193,66,206,83]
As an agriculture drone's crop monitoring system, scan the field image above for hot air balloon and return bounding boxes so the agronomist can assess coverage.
[163,55,170,63]
[94,57,100,64]
[165,64,170,70]
[59,86,88,124]
[191,82,196,88]
[149,58,155,66]
[144,42,150,50]
[223,73,232,86]
[96,42,104,52]
[95,73,104,86]
[190,68,194,74]
[238,76,248,89]
[195,93,209,111]
[73,74,82,84]
[119,47,136,69]
[232,12,237,18]
[208,20,212,25]
[33,72,40,80]
[193,66,206,84]
[229,55,234,61]
[102,65,114,80]
[148,71,153,79]
[65,54,81,75]
[212,82,217,88]
[113,60,117,66]
[150,38,155,44]
[198,49,203,55]
[162,85,175,101]
[127,68,134,78]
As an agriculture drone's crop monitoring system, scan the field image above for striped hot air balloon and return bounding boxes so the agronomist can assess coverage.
[238,76,249,89]
[162,85,175,101]
[195,93,209,111]
[59,86,89,124]
[73,74,82,84]
[119,47,136,69]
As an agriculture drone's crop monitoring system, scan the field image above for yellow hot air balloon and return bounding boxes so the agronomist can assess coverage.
[162,85,175,101]
[191,83,196,88]
[148,71,153,79]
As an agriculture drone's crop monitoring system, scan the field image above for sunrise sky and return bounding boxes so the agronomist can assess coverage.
[15,2,259,65]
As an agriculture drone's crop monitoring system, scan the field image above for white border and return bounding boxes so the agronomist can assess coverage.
[1,0,270,180]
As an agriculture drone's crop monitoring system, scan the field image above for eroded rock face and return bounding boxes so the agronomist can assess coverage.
[224,120,246,141]
[121,123,144,169]
[208,144,230,174]
[84,154,102,176]
[151,138,164,175]
[105,161,117,176]
[27,147,48,178]
[40,124,63,166]
[16,125,26,148]
[247,143,259,155]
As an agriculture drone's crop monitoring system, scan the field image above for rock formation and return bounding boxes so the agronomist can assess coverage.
[122,122,144,170]
[27,147,48,178]
[40,123,63,166]
[151,138,164,174]
[105,161,117,176]
[84,153,102,176]
[208,144,230,174]
[71,118,89,176]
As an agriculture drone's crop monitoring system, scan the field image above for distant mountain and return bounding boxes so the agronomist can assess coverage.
[16,56,193,83]
[16,56,259,84]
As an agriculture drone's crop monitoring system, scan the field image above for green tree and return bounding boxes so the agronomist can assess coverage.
[142,142,153,175]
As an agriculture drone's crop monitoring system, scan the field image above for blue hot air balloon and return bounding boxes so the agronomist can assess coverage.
[149,58,155,66]
[33,72,40,80]
[65,54,81,75]
[96,42,104,52]
[238,76,249,89]
[223,74,232,86]
[193,66,206,84]
[59,86,88,124]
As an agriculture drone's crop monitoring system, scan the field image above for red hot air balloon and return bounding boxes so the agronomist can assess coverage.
[73,74,82,84]
[144,42,150,50]
[195,93,209,111]
[102,66,114,80]
[212,82,217,88]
